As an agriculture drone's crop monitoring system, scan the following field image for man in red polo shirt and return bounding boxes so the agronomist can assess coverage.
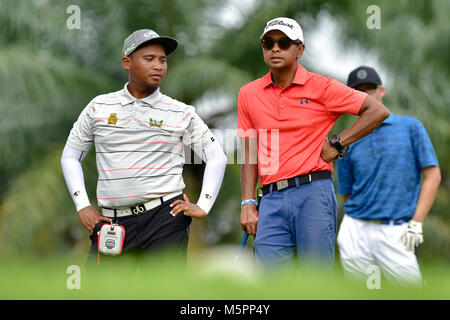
[237,17,390,269]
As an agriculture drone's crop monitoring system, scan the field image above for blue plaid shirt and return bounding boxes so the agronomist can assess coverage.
[337,113,439,220]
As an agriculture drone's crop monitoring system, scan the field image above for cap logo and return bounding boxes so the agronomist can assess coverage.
[266,19,294,30]
[124,43,136,55]
[144,31,156,38]
[357,70,368,79]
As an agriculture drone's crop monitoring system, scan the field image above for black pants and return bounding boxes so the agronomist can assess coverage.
[88,194,191,266]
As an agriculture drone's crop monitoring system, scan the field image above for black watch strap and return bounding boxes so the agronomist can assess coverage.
[329,134,349,159]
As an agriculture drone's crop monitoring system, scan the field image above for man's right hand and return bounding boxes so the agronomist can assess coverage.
[78,206,112,234]
[240,203,258,235]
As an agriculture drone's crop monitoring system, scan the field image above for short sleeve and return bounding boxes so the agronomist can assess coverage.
[182,110,215,152]
[410,119,439,170]
[322,78,367,116]
[66,101,95,151]
[236,88,257,138]
[337,157,353,195]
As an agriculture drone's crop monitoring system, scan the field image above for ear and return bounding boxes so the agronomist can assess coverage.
[379,85,386,98]
[121,56,131,70]
[296,44,305,59]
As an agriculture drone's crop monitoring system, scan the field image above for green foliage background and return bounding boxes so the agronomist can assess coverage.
[0,0,448,269]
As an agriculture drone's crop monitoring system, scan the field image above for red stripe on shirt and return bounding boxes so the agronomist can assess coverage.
[98,165,180,172]
[137,119,182,128]
[95,141,181,146]
[97,190,176,200]
[93,117,131,121]
[182,112,190,120]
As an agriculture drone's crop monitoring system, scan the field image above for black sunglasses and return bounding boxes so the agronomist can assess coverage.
[261,37,301,50]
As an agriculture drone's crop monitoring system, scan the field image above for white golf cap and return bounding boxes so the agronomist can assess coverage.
[260,17,304,42]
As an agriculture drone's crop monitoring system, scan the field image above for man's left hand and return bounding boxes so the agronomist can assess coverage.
[320,140,338,162]
[401,220,424,253]
[170,194,206,219]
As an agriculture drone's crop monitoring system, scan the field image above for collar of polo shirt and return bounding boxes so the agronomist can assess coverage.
[382,112,395,125]
[262,63,307,88]
[119,82,163,106]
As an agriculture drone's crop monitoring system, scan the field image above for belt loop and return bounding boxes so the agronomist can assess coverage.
[308,174,312,183]
[269,184,273,193]
[295,177,300,187]
[160,197,164,205]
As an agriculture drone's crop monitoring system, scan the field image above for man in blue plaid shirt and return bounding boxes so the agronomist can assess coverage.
[337,66,441,285]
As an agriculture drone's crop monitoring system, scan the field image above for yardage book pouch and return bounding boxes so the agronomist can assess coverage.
[98,223,125,256]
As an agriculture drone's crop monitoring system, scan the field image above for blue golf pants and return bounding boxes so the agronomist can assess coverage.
[254,179,337,270]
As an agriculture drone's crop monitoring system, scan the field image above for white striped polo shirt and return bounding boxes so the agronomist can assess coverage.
[67,82,215,208]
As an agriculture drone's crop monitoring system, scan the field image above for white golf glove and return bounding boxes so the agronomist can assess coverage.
[401,220,423,253]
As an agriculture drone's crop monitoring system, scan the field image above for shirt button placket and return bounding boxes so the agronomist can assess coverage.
[132,100,139,128]
[279,91,285,113]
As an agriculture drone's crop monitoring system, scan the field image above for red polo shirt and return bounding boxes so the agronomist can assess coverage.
[237,63,367,186]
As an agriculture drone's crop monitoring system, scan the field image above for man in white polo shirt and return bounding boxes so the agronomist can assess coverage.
[61,29,227,264]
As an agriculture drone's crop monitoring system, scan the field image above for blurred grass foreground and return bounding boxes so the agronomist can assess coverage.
[1,247,449,300]
[1,0,449,302]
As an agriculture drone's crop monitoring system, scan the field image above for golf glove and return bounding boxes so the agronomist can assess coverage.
[401,220,423,253]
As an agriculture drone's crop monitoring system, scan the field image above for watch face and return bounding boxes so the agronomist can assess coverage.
[329,135,340,147]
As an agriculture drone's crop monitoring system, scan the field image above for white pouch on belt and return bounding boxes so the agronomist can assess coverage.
[97,223,125,256]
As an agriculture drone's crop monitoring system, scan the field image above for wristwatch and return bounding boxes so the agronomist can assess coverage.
[328,134,349,159]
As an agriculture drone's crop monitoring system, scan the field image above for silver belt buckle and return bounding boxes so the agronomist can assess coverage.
[276,179,289,190]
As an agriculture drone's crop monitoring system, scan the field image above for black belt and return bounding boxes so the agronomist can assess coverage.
[261,171,332,196]
[376,218,409,225]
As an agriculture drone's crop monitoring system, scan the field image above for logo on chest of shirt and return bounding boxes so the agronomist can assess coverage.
[107,113,118,125]
[300,98,309,104]
[149,118,164,128]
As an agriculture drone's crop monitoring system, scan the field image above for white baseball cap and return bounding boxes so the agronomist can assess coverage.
[260,17,304,43]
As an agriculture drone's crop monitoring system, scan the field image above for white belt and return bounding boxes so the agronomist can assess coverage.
[102,191,182,218]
